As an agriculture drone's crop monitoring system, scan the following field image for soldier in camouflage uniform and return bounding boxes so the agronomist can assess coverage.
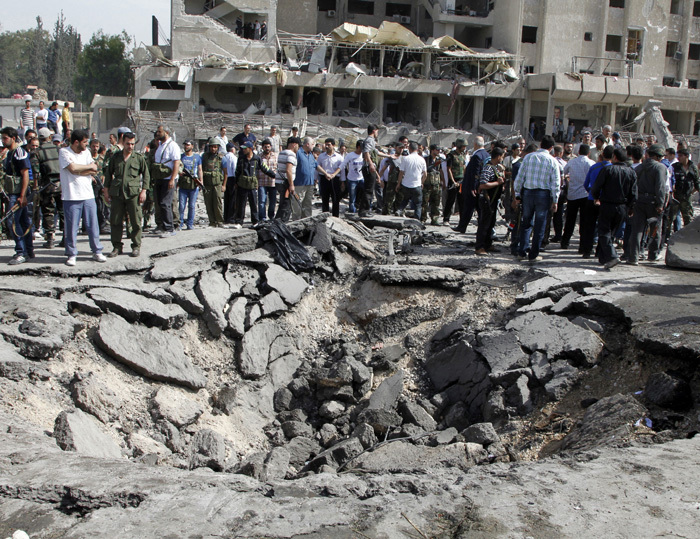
[90,138,109,233]
[443,139,466,225]
[32,128,63,249]
[201,138,225,226]
[380,145,402,215]
[421,144,443,225]
[671,148,699,227]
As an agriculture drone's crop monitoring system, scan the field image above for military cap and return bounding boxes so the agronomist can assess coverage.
[208,137,220,146]
[117,126,132,135]
[52,134,63,142]
[38,127,52,139]
[455,138,466,147]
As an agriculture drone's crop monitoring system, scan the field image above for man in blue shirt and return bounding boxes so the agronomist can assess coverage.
[1,126,34,265]
[232,124,256,150]
[293,136,317,220]
[454,136,490,234]
[179,139,203,230]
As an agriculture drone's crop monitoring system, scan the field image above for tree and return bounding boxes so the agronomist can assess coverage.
[74,31,131,105]
[28,17,50,89]
[47,11,81,101]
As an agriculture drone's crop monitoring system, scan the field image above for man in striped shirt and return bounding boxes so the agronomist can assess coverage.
[513,135,561,262]
[20,99,35,138]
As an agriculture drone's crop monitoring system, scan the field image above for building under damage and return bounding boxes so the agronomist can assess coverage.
[109,0,700,145]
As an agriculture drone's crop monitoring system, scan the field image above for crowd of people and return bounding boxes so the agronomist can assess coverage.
[1,117,697,269]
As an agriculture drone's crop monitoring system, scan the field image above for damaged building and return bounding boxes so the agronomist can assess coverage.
[125,0,700,142]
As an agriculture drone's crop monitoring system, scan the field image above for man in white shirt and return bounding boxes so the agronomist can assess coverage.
[316,137,344,217]
[35,101,48,132]
[215,126,228,155]
[268,125,282,154]
[395,142,427,220]
[58,129,106,266]
[560,144,595,249]
[153,124,181,237]
[341,140,366,214]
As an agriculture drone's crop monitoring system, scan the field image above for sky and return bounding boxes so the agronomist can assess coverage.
[1,0,171,47]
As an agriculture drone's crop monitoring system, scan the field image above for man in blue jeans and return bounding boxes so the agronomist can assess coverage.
[58,130,106,266]
[1,127,34,265]
[513,135,561,263]
[179,139,202,230]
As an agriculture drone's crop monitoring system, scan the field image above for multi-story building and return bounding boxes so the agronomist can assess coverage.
[131,0,700,140]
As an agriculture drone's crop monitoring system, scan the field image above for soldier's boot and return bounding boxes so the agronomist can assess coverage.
[44,235,55,249]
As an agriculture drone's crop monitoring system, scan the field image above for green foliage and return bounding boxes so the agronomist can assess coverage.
[75,31,132,105]
[0,11,132,106]
[47,12,81,102]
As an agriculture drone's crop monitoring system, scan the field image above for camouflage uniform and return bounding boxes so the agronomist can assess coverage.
[671,160,700,226]
[93,153,109,232]
[421,154,442,225]
[382,158,403,215]
[201,152,225,226]
[32,141,63,247]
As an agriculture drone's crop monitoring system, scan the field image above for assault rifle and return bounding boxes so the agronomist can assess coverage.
[181,167,208,194]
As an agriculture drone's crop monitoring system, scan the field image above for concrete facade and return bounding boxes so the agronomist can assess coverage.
[131,0,700,138]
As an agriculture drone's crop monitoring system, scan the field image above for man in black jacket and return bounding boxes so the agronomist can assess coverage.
[591,148,637,269]
[627,144,668,265]
[232,141,274,228]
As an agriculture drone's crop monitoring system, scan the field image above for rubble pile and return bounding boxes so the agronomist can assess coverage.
[1,212,699,537]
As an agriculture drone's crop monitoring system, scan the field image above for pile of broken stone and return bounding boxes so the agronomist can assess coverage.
[0,213,692,483]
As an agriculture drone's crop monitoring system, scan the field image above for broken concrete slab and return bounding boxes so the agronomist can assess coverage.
[150,386,204,428]
[149,245,229,280]
[368,370,404,410]
[345,441,486,473]
[475,330,529,373]
[265,264,307,305]
[63,292,103,316]
[665,215,700,270]
[226,296,247,338]
[260,291,287,317]
[356,215,425,231]
[231,247,276,266]
[550,290,582,315]
[355,408,402,437]
[516,296,554,313]
[88,287,188,329]
[462,422,499,446]
[562,393,648,451]
[309,222,333,254]
[327,217,378,259]
[195,269,231,337]
[238,320,285,379]
[226,265,260,297]
[506,311,603,366]
[0,292,82,359]
[0,340,36,381]
[423,340,488,391]
[368,264,465,290]
[506,374,532,414]
[71,373,122,424]
[286,436,322,469]
[189,429,226,471]
[530,351,553,383]
[0,274,81,297]
[398,400,437,431]
[167,278,205,315]
[94,313,207,389]
[545,360,581,400]
[53,408,122,459]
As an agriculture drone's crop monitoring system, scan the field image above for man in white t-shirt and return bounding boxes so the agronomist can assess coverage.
[35,101,49,132]
[341,140,366,214]
[395,142,427,220]
[153,124,181,237]
[58,129,106,266]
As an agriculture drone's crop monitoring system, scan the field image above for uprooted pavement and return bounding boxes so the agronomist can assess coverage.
[0,213,699,538]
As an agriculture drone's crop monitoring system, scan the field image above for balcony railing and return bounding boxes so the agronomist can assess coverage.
[571,56,635,78]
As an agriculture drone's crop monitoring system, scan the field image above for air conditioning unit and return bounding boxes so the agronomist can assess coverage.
[392,14,402,20]
[673,49,683,61]
[400,16,411,24]
[327,10,336,17]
